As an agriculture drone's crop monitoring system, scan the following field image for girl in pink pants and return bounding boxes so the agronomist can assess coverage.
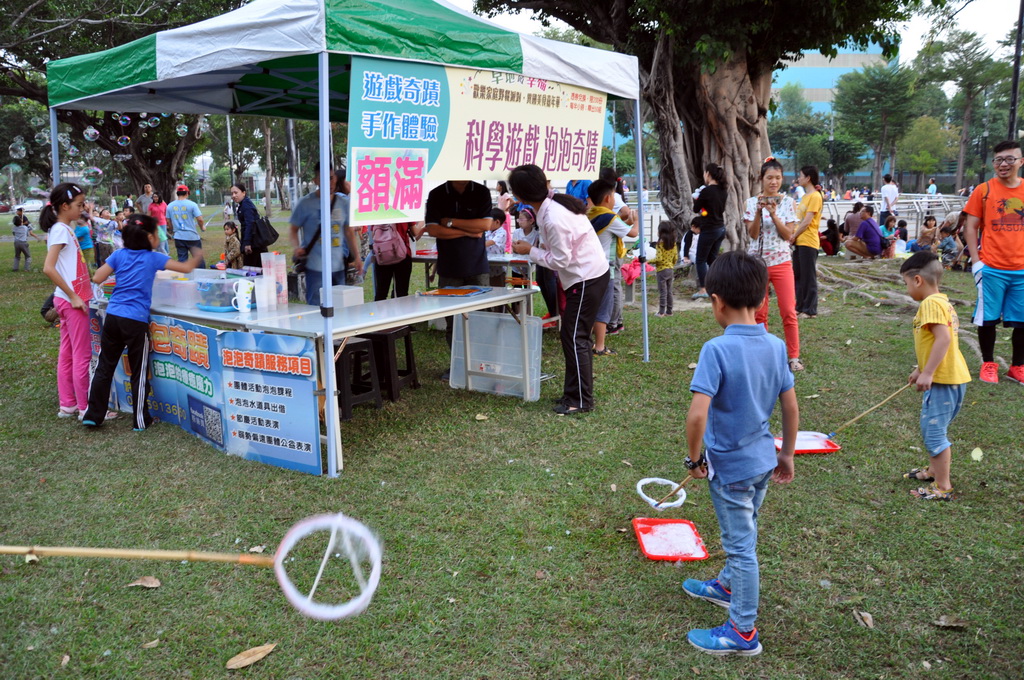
[41,183,105,418]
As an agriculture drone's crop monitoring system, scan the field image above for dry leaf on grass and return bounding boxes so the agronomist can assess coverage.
[535,570,549,580]
[922,660,932,670]
[225,643,276,670]
[687,363,698,370]
[616,528,628,533]
[933,615,968,628]
[621,460,632,467]
[248,545,266,554]
[970,447,983,462]
[125,576,161,589]
[610,484,617,492]
[141,639,160,649]
[24,554,39,564]
[853,610,875,629]
[805,394,820,399]
[474,414,489,421]
[845,339,852,345]
[61,654,69,667]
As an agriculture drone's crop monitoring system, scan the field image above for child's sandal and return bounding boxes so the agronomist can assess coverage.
[911,484,954,501]
[903,467,935,482]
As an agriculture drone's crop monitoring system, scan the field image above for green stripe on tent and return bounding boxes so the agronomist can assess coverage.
[48,34,158,107]
[325,0,523,73]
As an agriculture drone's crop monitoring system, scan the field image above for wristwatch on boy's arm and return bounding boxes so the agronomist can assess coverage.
[684,453,705,470]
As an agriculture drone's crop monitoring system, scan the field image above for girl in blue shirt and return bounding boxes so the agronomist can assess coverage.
[81,215,202,430]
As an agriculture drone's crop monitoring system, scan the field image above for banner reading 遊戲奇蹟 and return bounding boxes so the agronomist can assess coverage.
[347,55,607,227]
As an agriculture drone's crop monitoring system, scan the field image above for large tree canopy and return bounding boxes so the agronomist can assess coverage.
[0,0,242,196]
[477,0,926,247]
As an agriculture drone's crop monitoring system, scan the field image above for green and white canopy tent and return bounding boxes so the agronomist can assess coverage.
[47,0,649,476]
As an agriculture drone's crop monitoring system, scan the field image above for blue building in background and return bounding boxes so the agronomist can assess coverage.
[773,44,893,115]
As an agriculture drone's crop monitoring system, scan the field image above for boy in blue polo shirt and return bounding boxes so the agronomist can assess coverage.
[680,250,799,656]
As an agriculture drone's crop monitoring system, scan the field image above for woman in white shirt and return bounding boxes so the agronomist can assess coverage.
[510,164,609,415]
[743,157,803,371]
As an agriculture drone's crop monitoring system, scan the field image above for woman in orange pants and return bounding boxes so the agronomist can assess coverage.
[742,157,803,371]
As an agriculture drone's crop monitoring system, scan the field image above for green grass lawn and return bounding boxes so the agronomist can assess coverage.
[0,248,1021,678]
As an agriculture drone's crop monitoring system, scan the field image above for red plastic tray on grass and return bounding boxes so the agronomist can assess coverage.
[632,518,708,562]
[774,430,843,455]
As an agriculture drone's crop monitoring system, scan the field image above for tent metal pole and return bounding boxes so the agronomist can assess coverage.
[226,115,234,179]
[632,98,649,362]
[49,108,60,185]
[318,50,342,477]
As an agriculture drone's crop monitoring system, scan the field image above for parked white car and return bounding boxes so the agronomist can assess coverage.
[13,199,44,212]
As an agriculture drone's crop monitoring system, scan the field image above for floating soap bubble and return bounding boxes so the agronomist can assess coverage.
[83,127,100,142]
[58,132,70,146]
[199,118,210,132]
[14,135,24,143]
[82,167,103,185]
[30,116,45,127]
[34,131,49,145]
[117,135,131,147]
[67,145,79,157]
[101,149,110,157]
[174,113,183,120]
[153,141,160,147]
[118,115,131,126]
[113,153,132,161]
[176,124,189,137]
[111,112,121,120]
[138,119,149,128]
[148,117,161,128]
[8,140,27,159]
[3,162,23,173]
[140,112,148,118]
[161,113,170,118]
[155,159,163,165]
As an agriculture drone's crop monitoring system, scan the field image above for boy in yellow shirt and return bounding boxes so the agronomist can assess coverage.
[900,252,971,500]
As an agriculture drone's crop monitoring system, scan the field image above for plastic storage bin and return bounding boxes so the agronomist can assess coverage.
[195,279,236,311]
[152,278,198,308]
[449,311,541,401]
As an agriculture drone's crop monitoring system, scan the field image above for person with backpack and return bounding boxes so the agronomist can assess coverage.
[365,220,425,300]
[231,183,267,267]
[963,140,1024,385]
[289,165,354,306]
[587,179,638,356]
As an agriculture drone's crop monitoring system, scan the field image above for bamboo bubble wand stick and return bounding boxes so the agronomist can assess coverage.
[828,382,912,439]
[653,475,695,508]
[0,545,275,568]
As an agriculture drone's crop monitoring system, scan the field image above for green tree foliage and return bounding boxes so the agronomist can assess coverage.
[0,0,241,193]
[895,115,958,191]
[767,84,826,165]
[833,64,917,189]
[477,0,923,248]
[916,30,1011,189]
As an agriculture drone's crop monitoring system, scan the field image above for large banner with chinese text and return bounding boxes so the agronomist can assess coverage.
[348,56,607,226]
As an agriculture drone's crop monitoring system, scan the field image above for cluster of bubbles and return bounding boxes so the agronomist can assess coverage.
[67,145,79,157]
[34,131,49,145]
[30,116,45,128]
[9,136,27,159]
[113,154,132,161]
[83,127,100,142]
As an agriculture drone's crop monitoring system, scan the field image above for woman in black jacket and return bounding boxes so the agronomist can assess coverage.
[691,162,728,299]
[231,183,266,267]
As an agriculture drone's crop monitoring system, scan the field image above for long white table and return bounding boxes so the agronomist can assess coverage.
[411,251,537,315]
[149,301,320,329]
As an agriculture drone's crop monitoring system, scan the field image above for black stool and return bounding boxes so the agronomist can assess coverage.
[335,337,383,420]
[359,326,420,402]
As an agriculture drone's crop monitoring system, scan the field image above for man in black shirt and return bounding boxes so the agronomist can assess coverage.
[424,180,493,377]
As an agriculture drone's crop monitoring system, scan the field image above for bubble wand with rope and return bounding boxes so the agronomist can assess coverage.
[0,512,382,621]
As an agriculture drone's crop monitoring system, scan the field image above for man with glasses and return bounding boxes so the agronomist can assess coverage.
[963,140,1024,385]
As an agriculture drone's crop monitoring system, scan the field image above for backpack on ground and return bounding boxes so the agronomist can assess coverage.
[371,223,408,266]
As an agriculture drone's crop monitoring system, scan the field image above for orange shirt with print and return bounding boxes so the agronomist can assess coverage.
[964,180,1024,271]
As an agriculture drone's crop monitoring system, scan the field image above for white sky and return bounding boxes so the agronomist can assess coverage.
[447,0,1018,63]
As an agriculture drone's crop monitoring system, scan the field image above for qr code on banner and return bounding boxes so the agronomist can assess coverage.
[203,404,224,446]
[187,396,224,447]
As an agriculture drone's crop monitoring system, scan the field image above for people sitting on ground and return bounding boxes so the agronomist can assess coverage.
[844,205,883,259]
[820,219,840,256]
[880,215,898,258]
[908,215,939,253]
[938,226,960,266]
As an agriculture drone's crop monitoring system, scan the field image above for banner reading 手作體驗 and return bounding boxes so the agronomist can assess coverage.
[348,56,607,227]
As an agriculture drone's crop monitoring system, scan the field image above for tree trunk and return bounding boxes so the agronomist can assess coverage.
[262,119,273,217]
[956,97,973,192]
[683,50,772,250]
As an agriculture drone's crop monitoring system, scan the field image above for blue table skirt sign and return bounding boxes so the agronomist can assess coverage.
[220,329,322,475]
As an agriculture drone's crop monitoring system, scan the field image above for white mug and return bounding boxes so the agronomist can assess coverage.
[232,279,255,312]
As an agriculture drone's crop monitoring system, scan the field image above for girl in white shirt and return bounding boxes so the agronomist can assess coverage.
[41,183,104,418]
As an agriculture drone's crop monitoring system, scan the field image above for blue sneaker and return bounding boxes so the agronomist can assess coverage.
[682,578,732,608]
[688,620,762,656]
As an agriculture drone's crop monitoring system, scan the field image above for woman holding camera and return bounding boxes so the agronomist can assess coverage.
[744,157,803,371]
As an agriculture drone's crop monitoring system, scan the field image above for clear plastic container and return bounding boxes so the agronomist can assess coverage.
[449,311,541,401]
[195,279,236,309]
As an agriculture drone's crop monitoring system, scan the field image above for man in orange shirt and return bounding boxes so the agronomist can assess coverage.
[963,140,1024,385]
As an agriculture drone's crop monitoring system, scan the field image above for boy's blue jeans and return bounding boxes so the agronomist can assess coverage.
[709,469,773,631]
